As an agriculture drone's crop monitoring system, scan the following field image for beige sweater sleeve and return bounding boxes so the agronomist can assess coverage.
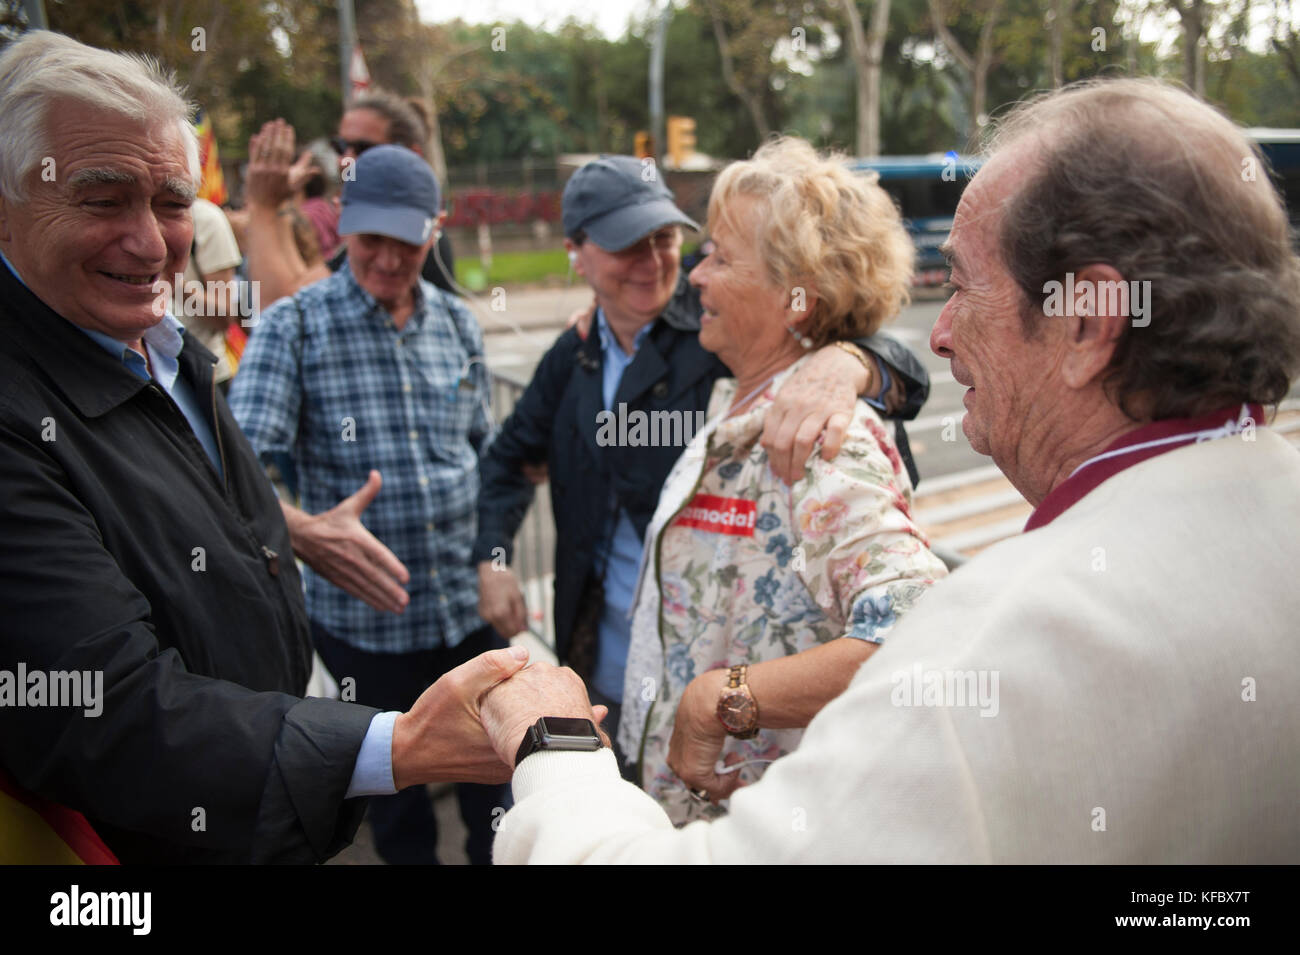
[493,657,991,864]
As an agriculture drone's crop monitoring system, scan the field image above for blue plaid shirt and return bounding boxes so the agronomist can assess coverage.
[229,262,492,653]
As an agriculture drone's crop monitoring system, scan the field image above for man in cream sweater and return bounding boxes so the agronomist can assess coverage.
[475,78,1300,864]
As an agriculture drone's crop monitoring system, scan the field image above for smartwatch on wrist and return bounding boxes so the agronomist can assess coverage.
[514,716,603,767]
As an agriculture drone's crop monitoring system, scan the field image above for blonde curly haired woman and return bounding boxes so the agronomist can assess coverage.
[619,136,949,825]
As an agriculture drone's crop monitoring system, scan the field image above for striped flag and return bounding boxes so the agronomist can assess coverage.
[0,769,119,865]
[194,108,228,206]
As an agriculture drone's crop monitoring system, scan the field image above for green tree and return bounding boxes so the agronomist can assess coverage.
[47,0,341,154]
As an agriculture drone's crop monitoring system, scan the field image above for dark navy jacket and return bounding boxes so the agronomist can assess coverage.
[0,262,377,864]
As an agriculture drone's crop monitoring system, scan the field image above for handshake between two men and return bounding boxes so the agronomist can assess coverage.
[392,647,607,791]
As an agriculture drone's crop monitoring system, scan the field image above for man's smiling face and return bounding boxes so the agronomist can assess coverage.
[572,225,682,327]
[929,148,1062,465]
[0,99,195,342]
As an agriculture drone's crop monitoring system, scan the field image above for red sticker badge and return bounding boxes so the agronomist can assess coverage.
[673,494,757,537]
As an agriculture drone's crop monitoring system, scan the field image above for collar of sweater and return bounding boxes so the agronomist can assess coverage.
[1026,402,1264,531]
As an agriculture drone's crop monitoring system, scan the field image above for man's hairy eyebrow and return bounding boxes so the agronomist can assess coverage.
[164,177,197,202]
[65,168,196,202]
[67,167,135,189]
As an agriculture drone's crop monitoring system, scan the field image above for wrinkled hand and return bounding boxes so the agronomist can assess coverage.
[762,344,871,485]
[477,562,528,638]
[666,669,743,803]
[480,662,610,767]
[294,470,411,614]
[245,119,297,209]
[566,297,598,340]
[392,645,531,788]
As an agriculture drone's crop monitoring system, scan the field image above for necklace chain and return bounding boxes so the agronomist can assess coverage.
[728,374,777,418]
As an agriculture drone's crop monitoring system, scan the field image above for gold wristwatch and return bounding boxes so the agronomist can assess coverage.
[716,664,759,739]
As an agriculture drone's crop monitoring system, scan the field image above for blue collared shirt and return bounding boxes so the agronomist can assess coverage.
[592,310,655,700]
[229,262,493,654]
[0,251,223,477]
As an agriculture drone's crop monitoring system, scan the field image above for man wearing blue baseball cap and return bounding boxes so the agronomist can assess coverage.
[230,144,506,864]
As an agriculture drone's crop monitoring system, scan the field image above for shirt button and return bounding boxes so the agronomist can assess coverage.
[408,429,418,441]
[439,595,448,605]
[429,568,439,579]
[419,476,429,486]
[403,383,412,393]
[426,522,435,532]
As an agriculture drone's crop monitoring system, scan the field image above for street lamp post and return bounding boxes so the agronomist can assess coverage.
[649,1,673,164]
[339,0,356,109]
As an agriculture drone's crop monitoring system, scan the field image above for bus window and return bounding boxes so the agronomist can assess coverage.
[1248,129,1300,246]
[849,155,982,286]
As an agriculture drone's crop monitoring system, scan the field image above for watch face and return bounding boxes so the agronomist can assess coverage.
[717,690,757,732]
[538,717,600,745]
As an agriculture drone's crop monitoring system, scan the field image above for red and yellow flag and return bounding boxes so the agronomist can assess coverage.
[0,769,119,865]
[195,108,228,206]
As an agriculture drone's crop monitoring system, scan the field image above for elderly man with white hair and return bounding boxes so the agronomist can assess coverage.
[0,31,529,864]
[475,78,1300,864]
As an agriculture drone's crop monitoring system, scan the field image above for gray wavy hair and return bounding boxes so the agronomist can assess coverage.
[988,77,1300,419]
[0,31,200,203]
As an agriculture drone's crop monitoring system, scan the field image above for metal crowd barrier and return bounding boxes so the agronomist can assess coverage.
[487,370,557,650]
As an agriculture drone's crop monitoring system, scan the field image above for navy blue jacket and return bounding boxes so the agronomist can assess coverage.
[0,261,376,863]
[473,273,930,663]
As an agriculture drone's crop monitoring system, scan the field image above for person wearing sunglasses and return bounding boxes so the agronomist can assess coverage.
[242,89,456,308]
[329,134,381,158]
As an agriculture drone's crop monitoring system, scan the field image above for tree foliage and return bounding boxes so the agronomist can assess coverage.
[47,0,342,151]
[23,0,1300,168]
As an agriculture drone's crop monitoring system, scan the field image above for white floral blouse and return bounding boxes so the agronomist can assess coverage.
[619,356,948,825]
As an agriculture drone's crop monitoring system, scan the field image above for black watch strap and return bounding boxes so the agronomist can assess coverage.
[514,717,603,767]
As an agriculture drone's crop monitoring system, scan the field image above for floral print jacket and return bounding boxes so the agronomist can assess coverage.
[619,357,947,825]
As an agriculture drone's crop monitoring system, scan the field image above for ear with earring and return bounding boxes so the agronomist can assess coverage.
[787,285,813,349]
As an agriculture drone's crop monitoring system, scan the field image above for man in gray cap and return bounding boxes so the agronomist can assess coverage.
[474,156,929,772]
[230,144,506,864]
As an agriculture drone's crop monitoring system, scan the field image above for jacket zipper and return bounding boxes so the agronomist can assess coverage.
[206,376,284,584]
[210,372,229,495]
[150,378,289,641]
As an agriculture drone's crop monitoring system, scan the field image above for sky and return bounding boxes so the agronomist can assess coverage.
[413,0,656,40]
[411,0,1292,55]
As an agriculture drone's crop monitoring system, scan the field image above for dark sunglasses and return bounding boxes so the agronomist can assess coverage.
[329,136,380,157]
